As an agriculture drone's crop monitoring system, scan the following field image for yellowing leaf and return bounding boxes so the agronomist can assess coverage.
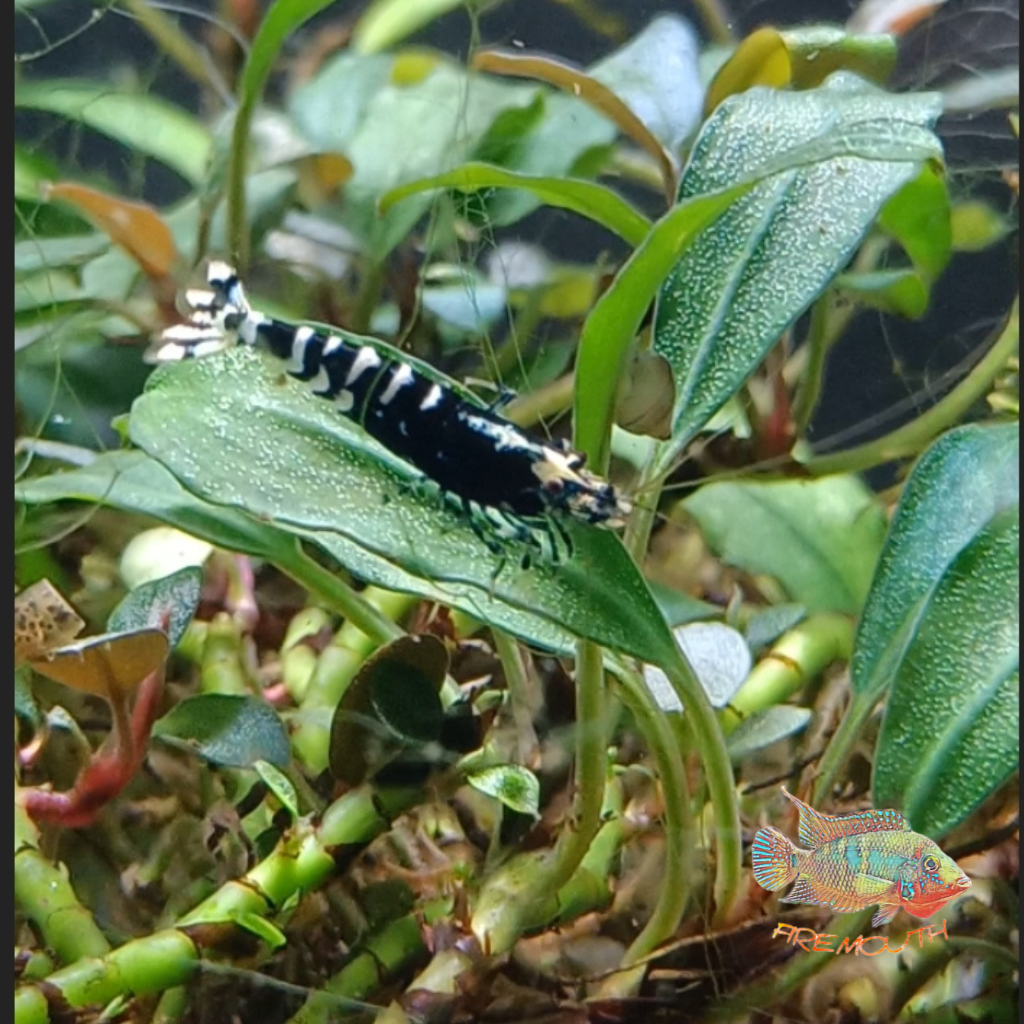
[43,181,178,279]
[14,580,85,665]
[29,629,169,700]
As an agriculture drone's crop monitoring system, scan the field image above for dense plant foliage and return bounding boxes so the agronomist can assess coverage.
[15,2,1018,1022]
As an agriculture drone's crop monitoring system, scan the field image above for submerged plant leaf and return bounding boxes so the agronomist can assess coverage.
[154,694,290,768]
[654,73,942,460]
[107,566,204,650]
[15,580,85,665]
[851,423,1019,704]
[685,476,887,614]
[726,706,812,761]
[330,635,448,786]
[29,630,169,701]
[466,764,541,817]
[873,507,1019,837]
[126,349,679,667]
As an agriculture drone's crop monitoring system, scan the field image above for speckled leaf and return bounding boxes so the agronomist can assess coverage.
[726,706,812,762]
[852,423,1019,703]
[873,507,1019,837]
[744,604,807,653]
[15,450,644,660]
[685,476,887,614]
[654,73,942,457]
[107,566,203,649]
[154,694,290,768]
[467,764,540,817]
[125,351,678,668]
[254,760,299,819]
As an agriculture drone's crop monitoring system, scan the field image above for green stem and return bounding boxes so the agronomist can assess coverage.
[278,542,407,645]
[611,660,694,970]
[664,653,741,926]
[14,786,421,1024]
[720,612,854,732]
[791,295,834,434]
[812,692,876,806]
[349,261,386,336]
[800,296,1019,478]
[535,640,608,902]
[14,802,111,963]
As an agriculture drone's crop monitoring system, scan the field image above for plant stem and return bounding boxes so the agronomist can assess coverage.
[664,653,742,926]
[14,785,421,1024]
[537,640,609,900]
[800,295,1019,478]
[279,542,407,645]
[720,612,854,732]
[611,660,694,970]
[14,802,111,963]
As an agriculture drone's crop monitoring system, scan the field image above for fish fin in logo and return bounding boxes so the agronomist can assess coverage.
[751,788,971,928]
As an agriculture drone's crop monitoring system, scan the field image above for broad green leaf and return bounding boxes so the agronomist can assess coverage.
[15,234,110,275]
[574,183,752,471]
[107,566,204,650]
[873,507,1019,837]
[15,144,59,201]
[654,74,943,459]
[154,694,290,767]
[588,14,703,153]
[851,423,1019,703]
[381,162,651,246]
[352,0,476,53]
[705,26,897,115]
[330,635,448,785]
[126,349,679,667]
[466,764,541,817]
[685,476,888,614]
[726,706,811,761]
[290,54,538,254]
[16,81,212,185]
[15,450,626,659]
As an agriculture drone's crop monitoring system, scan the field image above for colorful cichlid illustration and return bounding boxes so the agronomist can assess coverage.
[752,788,971,928]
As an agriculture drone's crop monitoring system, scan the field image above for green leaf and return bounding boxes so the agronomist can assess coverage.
[726,705,812,761]
[877,166,951,283]
[466,764,541,817]
[229,912,288,950]
[15,450,625,659]
[835,269,930,319]
[107,566,204,649]
[126,349,679,667]
[254,760,299,819]
[352,0,474,53]
[329,635,447,785]
[15,666,42,732]
[290,53,539,254]
[851,423,1019,704]
[654,74,943,457]
[588,14,703,153]
[744,603,807,652]
[574,183,752,471]
[685,476,887,614]
[873,507,1019,837]
[154,694,290,768]
[15,81,212,185]
[381,162,651,246]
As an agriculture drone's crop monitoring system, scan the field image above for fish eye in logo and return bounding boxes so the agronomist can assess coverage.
[752,788,972,928]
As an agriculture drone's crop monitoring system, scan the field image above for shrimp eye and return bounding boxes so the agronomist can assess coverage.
[923,855,939,872]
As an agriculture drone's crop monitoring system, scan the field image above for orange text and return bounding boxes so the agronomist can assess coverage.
[772,920,948,955]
